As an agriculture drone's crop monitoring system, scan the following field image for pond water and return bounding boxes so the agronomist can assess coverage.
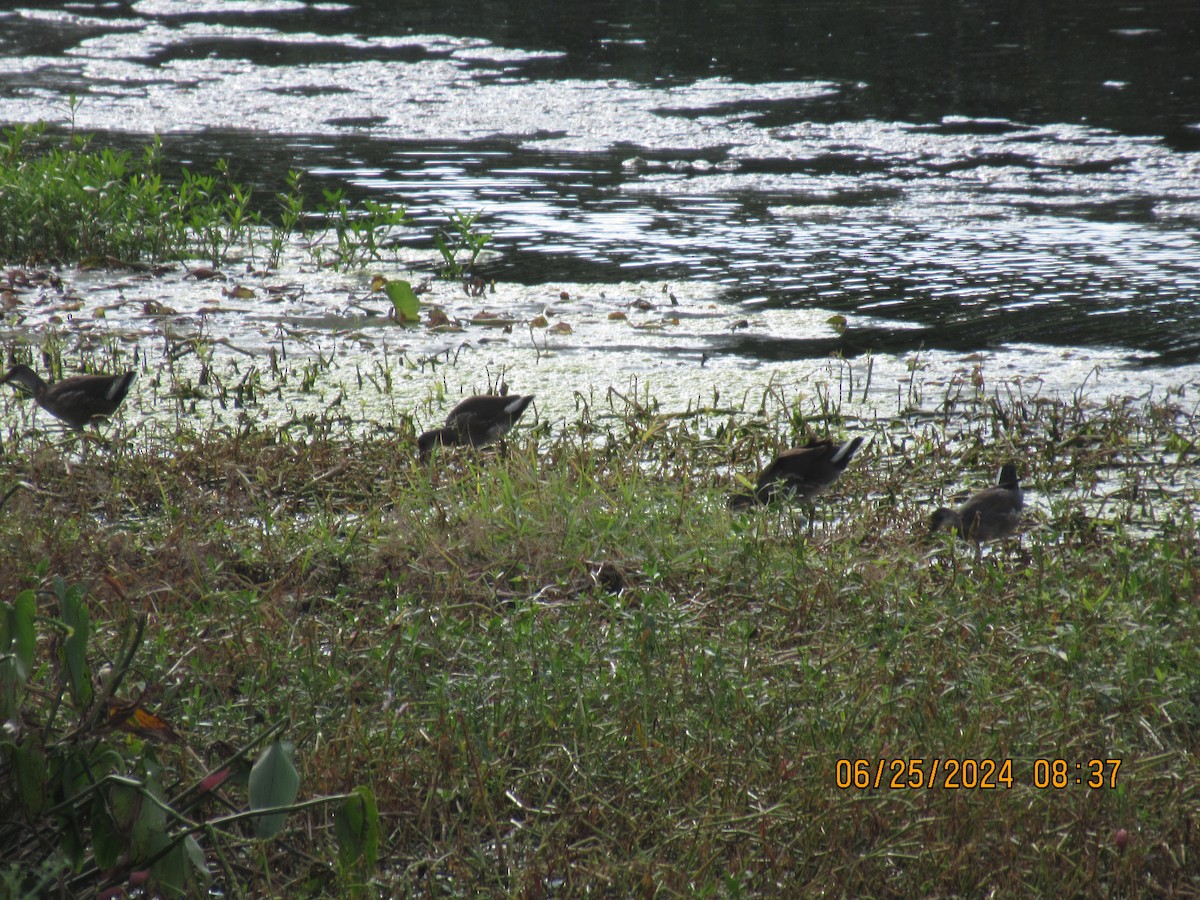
[1,0,1199,432]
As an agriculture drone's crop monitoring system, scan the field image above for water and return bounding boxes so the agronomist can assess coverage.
[1,0,1199,426]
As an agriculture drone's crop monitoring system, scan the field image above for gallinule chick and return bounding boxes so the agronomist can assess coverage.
[929,462,1023,543]
[418,393,534,458]
[729,436,865,509]
[2,364,135,431]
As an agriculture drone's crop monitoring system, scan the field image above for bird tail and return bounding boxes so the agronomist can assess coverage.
[832,435,865,465]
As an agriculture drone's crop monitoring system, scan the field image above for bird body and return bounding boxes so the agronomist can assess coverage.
[930,463,1023,542]
[730,436,865,508]
[2,364,135,430]
[418,393,534,457]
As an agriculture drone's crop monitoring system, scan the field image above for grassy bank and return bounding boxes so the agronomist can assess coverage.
[2,379,1197,896]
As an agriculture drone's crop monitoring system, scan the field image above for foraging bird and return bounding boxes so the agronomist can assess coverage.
[418,393,534,458]
[2,363,135,431]
[729,436,865,509]
[929,462,1023,543]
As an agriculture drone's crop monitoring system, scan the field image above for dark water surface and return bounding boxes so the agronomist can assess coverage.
[1,0,1199,389]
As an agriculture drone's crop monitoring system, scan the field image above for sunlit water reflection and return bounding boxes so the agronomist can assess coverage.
[1,1,1199,435]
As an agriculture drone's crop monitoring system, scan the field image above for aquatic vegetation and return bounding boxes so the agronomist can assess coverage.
[0,125,449,275]
[435,208,493,280]
[311,188,412,272]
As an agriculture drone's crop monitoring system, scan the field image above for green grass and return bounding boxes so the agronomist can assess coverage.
[1,377,1197,896]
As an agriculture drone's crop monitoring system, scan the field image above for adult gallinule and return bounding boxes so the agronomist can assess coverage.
[729,436,866,509]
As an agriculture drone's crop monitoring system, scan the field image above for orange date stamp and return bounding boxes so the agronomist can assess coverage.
[835,758,1121,790]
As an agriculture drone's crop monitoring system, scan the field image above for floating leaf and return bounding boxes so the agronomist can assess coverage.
[249,741,300,840]
[608,311,627,321]
[549,321,573,335]
[530,315,549,328]
[826,314,848,334]
[383,279,420,323]
[142,300,176,316]
[470,311,520,327]
[426,307,450,327]
[224,285,255,300]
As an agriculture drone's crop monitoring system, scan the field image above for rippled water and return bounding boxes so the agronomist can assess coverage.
[1,0,1199,427]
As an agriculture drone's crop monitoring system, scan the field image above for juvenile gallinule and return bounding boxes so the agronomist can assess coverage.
[929,462,1024,543]
[418,393,535,458]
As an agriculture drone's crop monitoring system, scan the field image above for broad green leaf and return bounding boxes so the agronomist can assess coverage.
[56,578,92,708]
[13,740,48,818]
[185,835,211,881]
[0,658,18,722]
[109,781,143,833]
[334,785,379,874]
[249,741,300,840]
[11,589,35,680]
[91,795,124,869]
[383,279,420,323]
[151,837,188,898]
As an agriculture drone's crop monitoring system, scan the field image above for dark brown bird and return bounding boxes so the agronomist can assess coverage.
[2,363,135,431]
[418,393,534,458]
[930,462,1023,543]
[729,436,865,509]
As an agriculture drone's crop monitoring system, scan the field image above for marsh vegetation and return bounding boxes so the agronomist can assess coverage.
[1,129,1198,897]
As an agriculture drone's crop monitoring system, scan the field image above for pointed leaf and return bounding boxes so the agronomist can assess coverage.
[383,279,420,323]
[151,837,187,898]
[56,578,92,707]
[249,741,300,840]
[185,835,211,881]
[109,781,143,833]
[334,785,379,874]
[91,795,124,869]
[8,589,36,681]
[13,739,48,818]
[0,657,18,722]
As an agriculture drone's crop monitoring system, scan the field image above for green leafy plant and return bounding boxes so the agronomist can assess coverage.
[434,208,492,280]
[0,576,379,898]
[313,189,410,271]
[383,277,421,323]
[266,168,307,269]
